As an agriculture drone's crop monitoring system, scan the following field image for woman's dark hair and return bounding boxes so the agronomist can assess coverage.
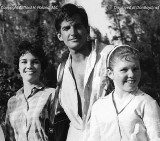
[14,40,48,73]
[55,3,89,32]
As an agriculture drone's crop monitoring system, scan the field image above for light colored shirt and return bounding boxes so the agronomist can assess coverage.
[88,89,160,141]
[0,125,5,141]
[5,86,55,141]
[58,40,114,141]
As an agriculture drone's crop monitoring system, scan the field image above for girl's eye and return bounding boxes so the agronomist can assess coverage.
[133,67,140,71]
[121,68,127,72]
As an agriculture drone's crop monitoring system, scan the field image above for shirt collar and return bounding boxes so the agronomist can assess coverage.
[16,83,45,98]
[92,39,100,52]
[68,54,72,68]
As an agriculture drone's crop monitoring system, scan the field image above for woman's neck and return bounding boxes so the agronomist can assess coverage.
[23,81,41,98]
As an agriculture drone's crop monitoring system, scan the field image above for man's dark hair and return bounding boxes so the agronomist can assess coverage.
[14,40,48,73]
[55,3,89,32]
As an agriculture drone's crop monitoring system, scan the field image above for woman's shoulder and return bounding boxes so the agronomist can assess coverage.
[7,95,17,106]
[43,87,55,99]
[135,89,158,104]
[8,88,23,105]
[7,94,20,114]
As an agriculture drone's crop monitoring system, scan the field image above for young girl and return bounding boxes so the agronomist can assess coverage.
[5,41,55,141]
[88,45,160,141]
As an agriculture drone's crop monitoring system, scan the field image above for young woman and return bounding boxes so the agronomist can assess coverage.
[88,45,160,141]
[5,41,55,141]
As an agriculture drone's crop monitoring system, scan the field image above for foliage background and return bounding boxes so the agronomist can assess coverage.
[0,0,160,129]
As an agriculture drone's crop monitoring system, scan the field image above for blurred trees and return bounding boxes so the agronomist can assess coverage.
[0,0,67,65]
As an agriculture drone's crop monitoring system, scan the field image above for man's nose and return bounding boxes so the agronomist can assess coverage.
[70,27,77,35]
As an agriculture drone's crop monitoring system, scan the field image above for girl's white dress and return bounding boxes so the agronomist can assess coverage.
[88,89,160,141]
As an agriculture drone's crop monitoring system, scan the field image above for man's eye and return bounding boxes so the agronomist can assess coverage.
[75,24,83,29]
[63,26,70,31]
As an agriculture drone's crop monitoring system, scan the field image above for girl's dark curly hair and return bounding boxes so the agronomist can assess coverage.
[14,40,48,74]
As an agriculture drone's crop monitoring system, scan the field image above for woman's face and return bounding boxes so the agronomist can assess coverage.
[19,52,41,84]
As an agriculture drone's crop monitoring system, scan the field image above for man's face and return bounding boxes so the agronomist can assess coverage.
[57,14,89,51]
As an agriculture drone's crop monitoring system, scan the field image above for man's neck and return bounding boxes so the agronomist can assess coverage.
[70,43,91,63]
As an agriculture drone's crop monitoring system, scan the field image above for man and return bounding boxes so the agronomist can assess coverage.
[55,3,113,141]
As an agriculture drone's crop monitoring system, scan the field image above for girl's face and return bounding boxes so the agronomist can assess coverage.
[19,52,41,84]
[108,57,141,93]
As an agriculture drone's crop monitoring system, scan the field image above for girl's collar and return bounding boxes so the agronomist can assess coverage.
[17,83,45,97]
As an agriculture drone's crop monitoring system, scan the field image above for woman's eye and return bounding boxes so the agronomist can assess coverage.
[20,61,27,64]
[32,60,40,64]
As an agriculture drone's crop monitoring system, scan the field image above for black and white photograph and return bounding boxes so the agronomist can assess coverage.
[0,0,160,141]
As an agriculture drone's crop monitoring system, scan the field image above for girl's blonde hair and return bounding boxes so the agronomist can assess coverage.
[107,45,139,69]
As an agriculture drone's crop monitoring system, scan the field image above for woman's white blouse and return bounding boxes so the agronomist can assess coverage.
[88,90,160,141]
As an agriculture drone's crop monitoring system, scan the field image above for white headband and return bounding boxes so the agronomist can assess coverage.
[107,45,138,68]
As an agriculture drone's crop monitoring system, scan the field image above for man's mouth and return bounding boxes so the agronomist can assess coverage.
[70,38,79,41]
